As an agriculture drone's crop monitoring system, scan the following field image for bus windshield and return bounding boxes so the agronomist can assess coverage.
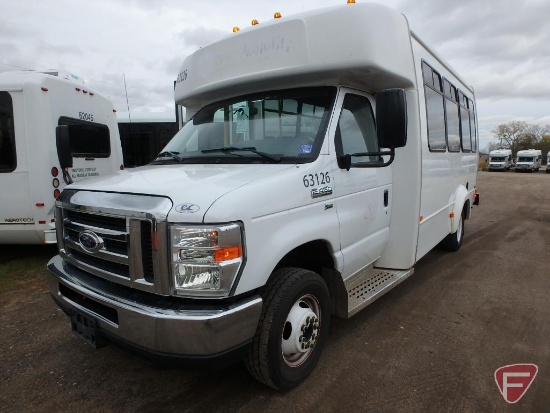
[155,87,336,164]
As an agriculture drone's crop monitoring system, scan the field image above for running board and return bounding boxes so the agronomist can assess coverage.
[345,267,414,318]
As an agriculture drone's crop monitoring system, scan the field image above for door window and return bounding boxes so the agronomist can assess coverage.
[336,94,379,164]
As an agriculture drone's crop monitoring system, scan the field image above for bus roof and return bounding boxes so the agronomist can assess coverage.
[175,3,418,118]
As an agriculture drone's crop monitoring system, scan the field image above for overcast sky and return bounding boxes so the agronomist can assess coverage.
[2,0,550,151]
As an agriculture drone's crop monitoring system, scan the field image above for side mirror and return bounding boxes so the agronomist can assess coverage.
[376,89,407,149]
[56,125,73,169]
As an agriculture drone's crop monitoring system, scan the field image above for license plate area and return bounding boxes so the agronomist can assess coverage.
[70,308,106,349]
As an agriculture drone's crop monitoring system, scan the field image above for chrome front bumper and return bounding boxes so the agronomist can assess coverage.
[46,255,262,357]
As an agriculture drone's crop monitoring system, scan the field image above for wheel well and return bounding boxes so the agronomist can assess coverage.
[274,240,335,276]
[271,240,348,318]
[463,200,471,219]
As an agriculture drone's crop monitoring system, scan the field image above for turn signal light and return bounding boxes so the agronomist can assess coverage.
[214,246,242,262]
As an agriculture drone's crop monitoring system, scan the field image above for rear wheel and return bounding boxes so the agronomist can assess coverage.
[245,268,330,390]
[441,208,465,252]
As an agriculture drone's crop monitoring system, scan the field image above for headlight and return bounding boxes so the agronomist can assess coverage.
[170,223,244,297]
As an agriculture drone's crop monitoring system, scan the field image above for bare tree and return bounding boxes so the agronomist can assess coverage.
[492,121,550,160]
[491,121,529,154]
[540,135,550,165]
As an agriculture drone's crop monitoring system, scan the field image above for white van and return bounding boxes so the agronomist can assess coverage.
[515,149,542,172]
[46,3,479,389]
[488,149,513,171]
[0,70,124,244]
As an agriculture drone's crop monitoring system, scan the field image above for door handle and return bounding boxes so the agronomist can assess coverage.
[384,190,389,207]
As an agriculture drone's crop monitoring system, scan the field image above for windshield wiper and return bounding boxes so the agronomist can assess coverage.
[153,151,184,162]
[202,146,282,162]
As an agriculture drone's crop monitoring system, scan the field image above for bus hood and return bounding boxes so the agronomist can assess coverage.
[66,164,295,222]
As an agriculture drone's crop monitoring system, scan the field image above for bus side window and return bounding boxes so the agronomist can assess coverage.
[0,92,16,172]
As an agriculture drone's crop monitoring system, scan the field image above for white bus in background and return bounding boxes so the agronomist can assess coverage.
[0,70,124,244]
[546,152,550,173]
[47,3,479,389]
[515,149,542,172]
[488,149,513,171]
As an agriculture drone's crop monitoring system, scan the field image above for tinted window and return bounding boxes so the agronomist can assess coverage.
[425,87,446,151]
[445,99,461,152]
[460,106,471,152]
[443,79,457,101]
[422,62,442,91]
[469,100,477,152]
[0,92,16,172]
[58,117,111,158]
[422,62,433,87]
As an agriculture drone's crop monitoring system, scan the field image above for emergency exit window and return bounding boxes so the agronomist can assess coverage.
[58,117,111,158]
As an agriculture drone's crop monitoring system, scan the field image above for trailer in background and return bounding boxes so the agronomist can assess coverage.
[117,112,179,167]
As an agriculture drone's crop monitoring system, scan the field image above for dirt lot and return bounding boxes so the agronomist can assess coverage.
[1,171,549,412]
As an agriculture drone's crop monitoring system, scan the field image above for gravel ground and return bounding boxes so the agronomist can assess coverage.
[1,170,549,412]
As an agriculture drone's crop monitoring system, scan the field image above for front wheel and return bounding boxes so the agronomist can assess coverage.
[245,268,330,390]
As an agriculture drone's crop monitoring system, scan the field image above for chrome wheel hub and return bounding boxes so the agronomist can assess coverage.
[281,294,321,367]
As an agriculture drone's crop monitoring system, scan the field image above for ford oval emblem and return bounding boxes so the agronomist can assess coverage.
[78,230,104,253]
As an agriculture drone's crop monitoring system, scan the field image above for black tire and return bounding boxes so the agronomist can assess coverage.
[441,208,465,252]
[245,267,330,390]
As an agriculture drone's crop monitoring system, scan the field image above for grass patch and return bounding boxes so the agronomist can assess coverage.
[0,245,57,294]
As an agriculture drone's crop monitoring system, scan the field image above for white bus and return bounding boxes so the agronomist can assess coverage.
[488,148,513,171]
[515,149,542,172]
[0,70,124,244]
[47,3,479,389]
[547,152,550,173]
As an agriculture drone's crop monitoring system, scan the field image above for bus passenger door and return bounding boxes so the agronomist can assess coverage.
[330,89,392,280]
